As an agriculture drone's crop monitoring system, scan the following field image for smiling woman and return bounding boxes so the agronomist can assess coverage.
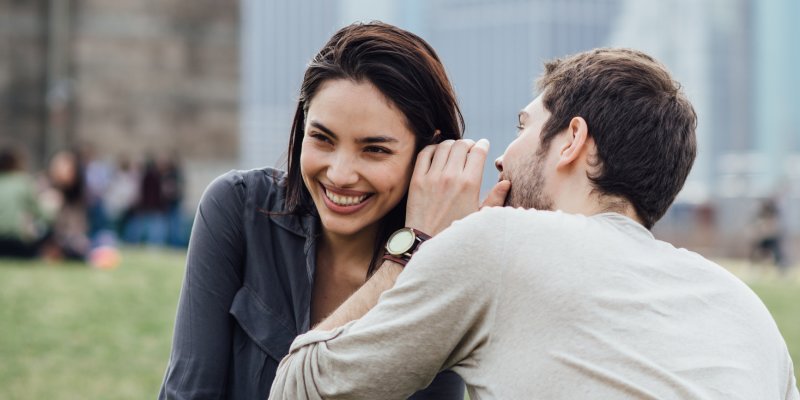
[158,22,465,399]
[301,80,415,236]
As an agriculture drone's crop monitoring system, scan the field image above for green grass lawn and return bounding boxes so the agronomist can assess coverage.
[0,249,186,400]
[0,250,798,399]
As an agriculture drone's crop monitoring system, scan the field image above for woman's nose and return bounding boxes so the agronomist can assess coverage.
[326,155,359,187]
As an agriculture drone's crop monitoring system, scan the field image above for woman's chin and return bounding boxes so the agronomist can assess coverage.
[319,220,366,238]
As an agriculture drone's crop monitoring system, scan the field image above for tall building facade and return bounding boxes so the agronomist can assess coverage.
[239,0,338,171]
[751,0,800,238]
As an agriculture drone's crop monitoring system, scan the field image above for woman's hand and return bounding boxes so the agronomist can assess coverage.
[405,138,510,236]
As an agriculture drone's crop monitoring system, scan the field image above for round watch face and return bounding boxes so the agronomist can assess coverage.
[386,228,416,255]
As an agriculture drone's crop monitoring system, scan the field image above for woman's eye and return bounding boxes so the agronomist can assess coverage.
[515,124,524,131]
[365,146,392,154]
[310,133,332,144]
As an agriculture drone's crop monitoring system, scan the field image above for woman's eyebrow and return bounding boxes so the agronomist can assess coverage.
[309,121,337,138]
[310,120,398,144]
[308,120,399,144]
[356,136,399,144]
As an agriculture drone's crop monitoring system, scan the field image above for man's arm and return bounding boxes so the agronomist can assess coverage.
[268,139,509,399]
[313,138,510,333]
[313,260,403,331]
[268,209,509,400]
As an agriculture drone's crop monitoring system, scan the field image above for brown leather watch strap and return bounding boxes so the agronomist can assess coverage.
[382,253,409,267]
[412,229,431,241]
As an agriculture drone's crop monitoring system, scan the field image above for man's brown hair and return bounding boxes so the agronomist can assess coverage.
[537,48,697,229]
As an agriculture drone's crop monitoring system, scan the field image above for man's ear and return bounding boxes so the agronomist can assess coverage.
[556,116,589,169]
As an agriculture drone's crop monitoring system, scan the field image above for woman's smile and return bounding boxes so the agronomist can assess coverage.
[319,182,374,215]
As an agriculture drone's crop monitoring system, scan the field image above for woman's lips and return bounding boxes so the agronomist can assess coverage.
[319,182,373,215]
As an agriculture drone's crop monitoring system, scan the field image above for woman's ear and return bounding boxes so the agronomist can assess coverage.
[556,117,589,169]
[431,129,442,143]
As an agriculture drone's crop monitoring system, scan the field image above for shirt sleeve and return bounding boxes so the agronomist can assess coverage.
[268,208,508,400]
[159,171,246,399]
[786,357,799,400]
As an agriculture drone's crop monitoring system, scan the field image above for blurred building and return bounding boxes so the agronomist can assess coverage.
[0,0,239,208]
[2,0,797,259]
[240,0,798,259]
[240,0,624,188]
[608,0,799,256]
[239,0,337,171]
[0,1,48,163]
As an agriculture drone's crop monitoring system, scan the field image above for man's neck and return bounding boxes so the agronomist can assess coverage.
[554,188,643,226]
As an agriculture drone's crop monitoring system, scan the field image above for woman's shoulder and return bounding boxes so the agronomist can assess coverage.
[197,167,289,215]
[201,167,311,235]
[210,166,286,187]
[205,167,287,202]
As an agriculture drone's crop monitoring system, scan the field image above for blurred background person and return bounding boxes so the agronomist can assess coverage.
[103,155,140,239]
[124,154,168,246]
[43,149,90,261]
[159,152,188,247]
[0,146,52,258]
[81,143,113,240]
[750,197,787,271]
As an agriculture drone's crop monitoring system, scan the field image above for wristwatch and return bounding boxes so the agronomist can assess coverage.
[382,227,431,267]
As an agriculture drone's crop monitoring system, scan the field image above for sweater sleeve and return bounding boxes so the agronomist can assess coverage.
[268,208,507,400]
[159,171,247,400]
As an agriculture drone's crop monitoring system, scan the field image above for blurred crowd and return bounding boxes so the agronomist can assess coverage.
[0,145,189,262]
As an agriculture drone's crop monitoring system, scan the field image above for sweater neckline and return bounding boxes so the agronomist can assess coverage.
[592,212,655,240]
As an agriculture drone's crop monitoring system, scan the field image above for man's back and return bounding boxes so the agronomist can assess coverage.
[451,208,798,399]
[268,207,799,399]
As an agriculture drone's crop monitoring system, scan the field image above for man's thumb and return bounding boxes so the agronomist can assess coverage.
[481,180,511,208]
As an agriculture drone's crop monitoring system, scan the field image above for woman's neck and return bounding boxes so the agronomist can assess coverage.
[317,223,379,277]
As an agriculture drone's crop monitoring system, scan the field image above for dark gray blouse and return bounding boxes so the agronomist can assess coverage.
[159,168,464,399]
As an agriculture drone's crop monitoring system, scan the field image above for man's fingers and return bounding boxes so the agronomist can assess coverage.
[481,180,511,208]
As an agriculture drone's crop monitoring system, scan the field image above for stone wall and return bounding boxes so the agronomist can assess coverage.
[72,0,239,161]
[0,0,240,208]
[0,0,48,165]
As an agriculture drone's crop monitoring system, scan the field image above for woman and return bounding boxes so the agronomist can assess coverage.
[159,22,466,398]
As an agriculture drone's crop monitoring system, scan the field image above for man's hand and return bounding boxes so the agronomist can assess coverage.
[405,138,510,236]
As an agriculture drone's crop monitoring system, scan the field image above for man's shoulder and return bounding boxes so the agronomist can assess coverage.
[431,207,577,262]
[459,207,585,232]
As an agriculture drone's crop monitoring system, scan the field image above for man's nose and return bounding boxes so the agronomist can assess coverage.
[494,156,504,172]
[326,155,359,187]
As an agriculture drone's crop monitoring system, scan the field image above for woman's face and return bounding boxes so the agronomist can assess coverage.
[300,79,417,238]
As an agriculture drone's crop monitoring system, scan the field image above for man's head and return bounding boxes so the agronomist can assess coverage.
[495,48,697,229]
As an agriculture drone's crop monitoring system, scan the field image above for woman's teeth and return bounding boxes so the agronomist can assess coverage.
[325,189,368,206]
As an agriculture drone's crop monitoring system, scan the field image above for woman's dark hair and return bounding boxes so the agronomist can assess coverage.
[49,149,85,206]
[283,21,464,276]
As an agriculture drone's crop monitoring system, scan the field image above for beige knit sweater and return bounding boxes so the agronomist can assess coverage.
[270,208,799,400]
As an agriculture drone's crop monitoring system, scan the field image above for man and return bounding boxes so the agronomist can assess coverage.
[269,48,799,399]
